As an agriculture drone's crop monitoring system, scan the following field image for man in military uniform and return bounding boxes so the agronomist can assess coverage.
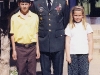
[32,0,69,75]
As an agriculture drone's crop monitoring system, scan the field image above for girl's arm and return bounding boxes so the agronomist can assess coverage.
[87,32,93,62]
[65,35,71,63]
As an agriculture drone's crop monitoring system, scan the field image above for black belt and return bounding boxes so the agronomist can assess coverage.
[15,42,36,48]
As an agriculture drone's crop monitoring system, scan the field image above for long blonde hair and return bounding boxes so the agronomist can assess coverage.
[69,6,87,30]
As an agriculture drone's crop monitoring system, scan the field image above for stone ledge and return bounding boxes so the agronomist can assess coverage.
[91,24,100,25]
[93,36,100,38]
[94,45,100,49]
[91,25,100,36]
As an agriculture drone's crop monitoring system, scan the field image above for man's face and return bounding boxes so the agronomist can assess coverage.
[18,2,31,14]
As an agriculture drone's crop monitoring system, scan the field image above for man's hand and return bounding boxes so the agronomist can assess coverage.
[36,49,40,59]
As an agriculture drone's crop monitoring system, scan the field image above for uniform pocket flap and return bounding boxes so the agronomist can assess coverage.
[38,30,48,38]
[55,30,64,37]
[38,31,44,37]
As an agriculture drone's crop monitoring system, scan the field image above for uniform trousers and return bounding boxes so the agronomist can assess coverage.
[15,43,36,75]
[68,54,89,75]
[40,50,64,75]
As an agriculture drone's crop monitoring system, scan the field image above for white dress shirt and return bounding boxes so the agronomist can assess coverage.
[46,0,53,6]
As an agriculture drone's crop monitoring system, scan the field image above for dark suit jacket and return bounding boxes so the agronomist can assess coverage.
[32,0,69,52]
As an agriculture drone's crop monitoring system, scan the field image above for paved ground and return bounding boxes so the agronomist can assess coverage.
[10,50,100,75]
[36,50,100,75]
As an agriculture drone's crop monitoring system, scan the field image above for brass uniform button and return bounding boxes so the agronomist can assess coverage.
[49,24,51,26]
[40,17,42,20]
[49,29,51,32]
[49,13,50,15]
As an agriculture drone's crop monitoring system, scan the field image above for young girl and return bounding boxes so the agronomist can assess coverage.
[65,6,93,75]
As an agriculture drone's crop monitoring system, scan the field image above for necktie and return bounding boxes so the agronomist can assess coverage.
[48,0,51,10]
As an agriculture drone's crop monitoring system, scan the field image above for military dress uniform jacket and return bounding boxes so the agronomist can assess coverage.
[32,0,69,52]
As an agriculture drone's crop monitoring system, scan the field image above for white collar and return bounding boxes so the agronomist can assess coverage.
[74,22,82,25]
[46,0,53,4]
[51,0,53,3]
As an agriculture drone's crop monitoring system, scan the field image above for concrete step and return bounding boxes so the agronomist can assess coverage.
[91,25,100,50]
[91,25,100,36]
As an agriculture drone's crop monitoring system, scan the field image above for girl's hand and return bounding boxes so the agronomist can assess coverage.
[88,54,93,63]
[66,56,71,64]
[12,50,17,60]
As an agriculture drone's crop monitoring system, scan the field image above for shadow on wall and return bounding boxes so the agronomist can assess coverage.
[86,17,100,24]
[89,0,100,17]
